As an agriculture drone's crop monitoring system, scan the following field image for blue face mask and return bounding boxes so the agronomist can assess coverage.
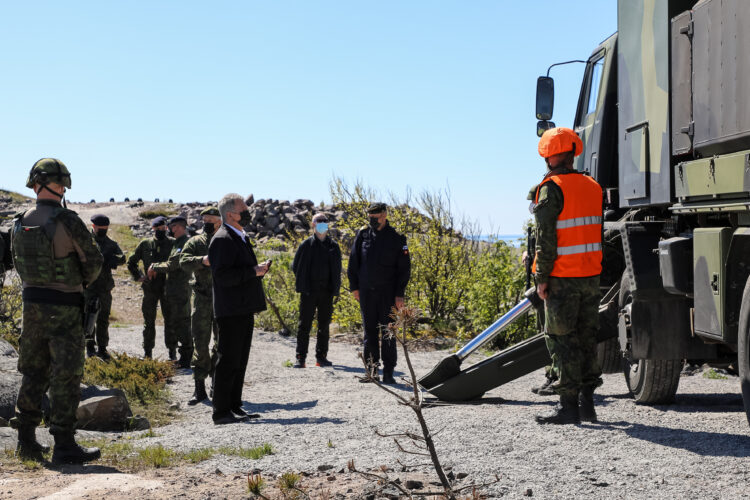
[315,222,328,234]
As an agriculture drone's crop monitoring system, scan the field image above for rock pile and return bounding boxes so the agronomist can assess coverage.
[129,196,350,244]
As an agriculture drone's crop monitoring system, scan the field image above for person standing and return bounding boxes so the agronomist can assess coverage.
[152,215,193,367]
[180,207,221,405]
[209,194,270,425]
[291,213,342,368]
[531,127,603,425]
[84,214,126,360]
[347,202,410,384]
[127,216,174,359]
[10,158,103,463]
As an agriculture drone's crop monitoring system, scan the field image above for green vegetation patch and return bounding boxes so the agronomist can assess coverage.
[703,368,728,380]
[138,204,178,220]
[0,188,32,204]
[83,353,176,427]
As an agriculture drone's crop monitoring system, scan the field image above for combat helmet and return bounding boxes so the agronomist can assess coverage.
[26,158,71,189]
[538,127,583,158]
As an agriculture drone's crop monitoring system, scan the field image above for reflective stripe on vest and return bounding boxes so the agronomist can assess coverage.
[532,172,603,278]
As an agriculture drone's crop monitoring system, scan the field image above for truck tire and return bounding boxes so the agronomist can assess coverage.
[736,276,750,426]
[597,337,622,374]
[619,272,682,404]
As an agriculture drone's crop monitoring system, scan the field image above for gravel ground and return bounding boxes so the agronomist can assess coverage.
[102,325,750,499]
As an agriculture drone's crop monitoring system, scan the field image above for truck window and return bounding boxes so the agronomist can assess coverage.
[586,57,604,115]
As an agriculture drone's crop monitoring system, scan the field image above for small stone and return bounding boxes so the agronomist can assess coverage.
[457,472,468,480]
[523,488,533,496]
[405,480,424,490]
[215,468,224,475]
[169,402,180,410]
[318,464,334,471]
[327,475,336,481]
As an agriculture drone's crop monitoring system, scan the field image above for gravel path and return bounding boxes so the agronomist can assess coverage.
[101,325,750,499]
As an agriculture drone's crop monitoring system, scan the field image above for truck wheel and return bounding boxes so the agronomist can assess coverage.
[597,337,622,374]
[619,272,682,404]
[736,276,750,426]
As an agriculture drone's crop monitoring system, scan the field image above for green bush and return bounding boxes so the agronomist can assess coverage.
[83,353,174,404]
[0,275,23,349]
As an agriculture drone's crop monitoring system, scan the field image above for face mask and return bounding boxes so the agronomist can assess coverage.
[315,222,328,234]
[369,217,380,230]
[168,230,175,238]
[96,229,108,239]
[204,222,215,234]
[154,229,167,240]
[238,210,252,227]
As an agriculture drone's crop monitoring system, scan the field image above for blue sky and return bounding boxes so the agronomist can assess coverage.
[0,1,617,234]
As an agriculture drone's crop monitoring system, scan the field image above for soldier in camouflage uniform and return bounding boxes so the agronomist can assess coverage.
[152,216,193,367]
[179,207,221,405]
[84,214,126,360]
[10,158,103,463]
[530,128,603,425]
[127,216,174,359]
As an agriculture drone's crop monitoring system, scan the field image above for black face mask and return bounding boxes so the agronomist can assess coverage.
[204,222,215,235]
[95,229,108,239]
[168,230,175,238]
[369,217,380,230]
[154,229,167,240]
[238,210,252,227]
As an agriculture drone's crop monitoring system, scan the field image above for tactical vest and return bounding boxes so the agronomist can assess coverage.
[532,173,603,278]
[12,209,83,287]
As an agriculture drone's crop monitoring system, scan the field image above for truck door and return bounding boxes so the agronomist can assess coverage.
[574,35,618,203]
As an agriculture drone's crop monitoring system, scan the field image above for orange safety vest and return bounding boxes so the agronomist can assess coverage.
[532,173,603,278]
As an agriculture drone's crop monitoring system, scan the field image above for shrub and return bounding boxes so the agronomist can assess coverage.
[0,274,22,349]
[138,204,177,220]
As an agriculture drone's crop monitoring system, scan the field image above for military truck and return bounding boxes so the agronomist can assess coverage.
[420,0,750,427]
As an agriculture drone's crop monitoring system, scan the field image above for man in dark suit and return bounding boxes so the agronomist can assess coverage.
[208,193,270,425]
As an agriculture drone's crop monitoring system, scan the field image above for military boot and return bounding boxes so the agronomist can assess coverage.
[168,348,177,361]
[51,433,101,464]
[96,347,111,361]
[293,355,305,368]
[188,379,208,406]
[16,427,50,461]
[579,386,597,422]
[86,341,97,358]
[382,368,396,385]
[535,394,580,425]
[531,376,557,396]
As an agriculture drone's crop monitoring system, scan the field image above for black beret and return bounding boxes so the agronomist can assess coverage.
[151,216,168,227]
[367,202,387,214]
[168,215,187,226]
[90,214,110,226]
[200,207,220,216]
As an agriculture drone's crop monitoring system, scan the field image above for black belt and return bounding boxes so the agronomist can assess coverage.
[22,287,84,307]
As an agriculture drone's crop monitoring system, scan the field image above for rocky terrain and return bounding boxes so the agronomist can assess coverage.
[0,327,749,499]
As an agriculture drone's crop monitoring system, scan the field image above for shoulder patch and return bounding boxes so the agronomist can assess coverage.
[402,245,409,256]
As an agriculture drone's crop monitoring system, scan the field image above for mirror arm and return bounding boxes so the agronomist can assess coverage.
[546,59,587,77]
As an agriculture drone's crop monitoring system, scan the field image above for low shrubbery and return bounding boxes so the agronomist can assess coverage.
[254,177,536,349]
[83,353,175,426]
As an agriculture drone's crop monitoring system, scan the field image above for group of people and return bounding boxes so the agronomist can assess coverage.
[5,126,603,463]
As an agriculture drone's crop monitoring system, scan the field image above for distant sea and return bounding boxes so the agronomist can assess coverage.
[474,234,524,246]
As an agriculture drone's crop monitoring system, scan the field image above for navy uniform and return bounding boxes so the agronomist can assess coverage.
[347,202,411,384]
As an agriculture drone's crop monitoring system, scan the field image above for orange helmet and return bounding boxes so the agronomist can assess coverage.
[538,127,583,158]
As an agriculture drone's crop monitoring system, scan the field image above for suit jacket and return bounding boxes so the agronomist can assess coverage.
[208,223,267,319]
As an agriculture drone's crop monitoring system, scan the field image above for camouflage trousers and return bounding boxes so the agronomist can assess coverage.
[142,287,174,352]
[543,276,602,398]
[164,287,192,360]
[84,289,112,349]
[10,302,84,435]
[190,291,218,381]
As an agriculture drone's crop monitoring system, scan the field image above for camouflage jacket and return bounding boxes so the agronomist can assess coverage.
[127,235,174,290]
[87,231,126,293]
[529,169,566,285]
[179,232,213,296]
[152,233,190,294]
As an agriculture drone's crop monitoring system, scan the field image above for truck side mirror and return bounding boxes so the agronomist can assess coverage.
[536,76,554,120]
[537,120,555,137]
